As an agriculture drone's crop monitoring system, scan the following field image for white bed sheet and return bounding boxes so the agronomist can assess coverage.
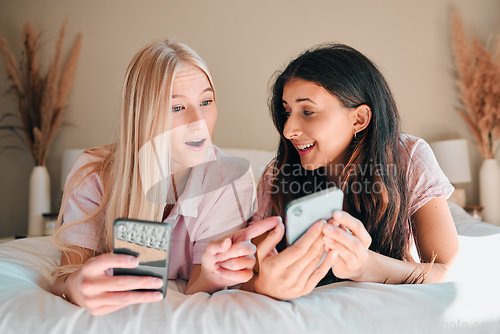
[0,204,500,334]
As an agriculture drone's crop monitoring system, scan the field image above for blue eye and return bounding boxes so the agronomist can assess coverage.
[283,111,291,118]
[303,110,313,116]
[172,105,183,112]
[201,99,213,106]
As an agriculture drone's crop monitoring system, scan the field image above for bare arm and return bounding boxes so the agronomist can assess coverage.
[323,197,459,283]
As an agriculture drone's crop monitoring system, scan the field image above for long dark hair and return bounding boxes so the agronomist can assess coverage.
[268,43,413,262]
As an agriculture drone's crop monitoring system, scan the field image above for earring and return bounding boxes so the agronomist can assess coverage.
[354,130,357,139]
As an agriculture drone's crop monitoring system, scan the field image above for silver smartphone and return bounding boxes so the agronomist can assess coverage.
[113,218,172,298]
[286,187,344,245]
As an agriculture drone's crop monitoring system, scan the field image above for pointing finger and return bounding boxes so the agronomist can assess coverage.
[233,216,282,242]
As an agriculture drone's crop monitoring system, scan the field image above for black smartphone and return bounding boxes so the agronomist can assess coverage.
[113,218,172,298]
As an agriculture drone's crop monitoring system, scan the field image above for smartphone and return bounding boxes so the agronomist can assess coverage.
[286,187,344,245]
[113,218,172,298]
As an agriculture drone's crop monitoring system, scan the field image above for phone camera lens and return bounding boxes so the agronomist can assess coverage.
[292,207,303,217]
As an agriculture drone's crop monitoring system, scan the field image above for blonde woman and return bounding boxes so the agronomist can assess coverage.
[51,40,280,316]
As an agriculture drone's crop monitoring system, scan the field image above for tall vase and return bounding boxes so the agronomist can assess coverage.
[28,166,51,236]
[479,159,500,226]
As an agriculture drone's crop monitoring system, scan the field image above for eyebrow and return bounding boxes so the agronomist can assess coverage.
[282,98,317,105]
[172,87,214,99]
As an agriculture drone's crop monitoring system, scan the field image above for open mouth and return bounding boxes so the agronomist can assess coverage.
[296,142,316,156]
[185,138,207,150]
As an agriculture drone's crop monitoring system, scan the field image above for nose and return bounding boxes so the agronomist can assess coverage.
[186,106,205,130]
[283,113,302,140]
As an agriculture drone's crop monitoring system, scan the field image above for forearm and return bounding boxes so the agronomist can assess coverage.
[185,266,227,295]
[355,251,450,284]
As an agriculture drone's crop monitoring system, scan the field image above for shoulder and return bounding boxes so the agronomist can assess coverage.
[72,145,111,169]
[249,160,278,222]
[398,133,439,173]
[399,133,430,155]
[65,145,112,192]
[399,134,454,215]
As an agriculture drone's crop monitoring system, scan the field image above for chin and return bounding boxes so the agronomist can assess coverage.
[300,161,324,171]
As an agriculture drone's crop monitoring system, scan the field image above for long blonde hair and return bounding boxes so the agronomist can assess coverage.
[53,40,215,270]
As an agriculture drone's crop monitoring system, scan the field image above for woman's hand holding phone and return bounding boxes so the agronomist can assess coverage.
[187,216,282,294]
[253,219,338,301]
[322,211,372,281]
[64,252,164,316]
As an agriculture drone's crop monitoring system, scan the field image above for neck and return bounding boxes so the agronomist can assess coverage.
[325,154,350,184]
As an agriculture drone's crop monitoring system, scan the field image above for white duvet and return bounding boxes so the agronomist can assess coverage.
[0,203,499,334]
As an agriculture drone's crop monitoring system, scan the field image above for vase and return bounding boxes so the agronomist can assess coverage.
[28,166,51,236]
[479,159,500,226]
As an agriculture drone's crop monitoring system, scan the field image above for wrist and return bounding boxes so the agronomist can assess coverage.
[350,250,377,282]
[186,268,227,295]
[52,272,76,304]
[252,274,271,297]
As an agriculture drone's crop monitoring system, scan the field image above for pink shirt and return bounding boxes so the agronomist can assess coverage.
[252,134,454,256]
[59,146,256,280]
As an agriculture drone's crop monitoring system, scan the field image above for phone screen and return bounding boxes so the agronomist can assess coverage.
[113,218,172,298]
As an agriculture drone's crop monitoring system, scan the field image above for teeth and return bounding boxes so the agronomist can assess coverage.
[297,143,315,150]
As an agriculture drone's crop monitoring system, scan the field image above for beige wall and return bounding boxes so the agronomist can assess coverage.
[0,0,498,237]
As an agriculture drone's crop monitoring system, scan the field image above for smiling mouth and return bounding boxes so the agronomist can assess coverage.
[296,142,316,156]
[297,142,315,150]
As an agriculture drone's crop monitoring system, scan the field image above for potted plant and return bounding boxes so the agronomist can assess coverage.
[451,11,500,225]
[0,20,82,235]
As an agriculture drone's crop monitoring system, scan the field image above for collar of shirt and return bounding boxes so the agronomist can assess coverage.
[164,147,219,223]
[163,146,252,226]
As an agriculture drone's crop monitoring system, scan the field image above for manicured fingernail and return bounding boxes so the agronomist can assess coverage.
[335,211,346,218]
[152,278,164,288]
[154,292,163,300]
[315,220,326,228]
[128,256,138,265]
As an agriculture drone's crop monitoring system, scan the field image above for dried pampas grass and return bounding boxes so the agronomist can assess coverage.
[0,20,82,166]
[451,11,500,159]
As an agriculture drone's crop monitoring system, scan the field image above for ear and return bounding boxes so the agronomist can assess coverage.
[351,104,372,134]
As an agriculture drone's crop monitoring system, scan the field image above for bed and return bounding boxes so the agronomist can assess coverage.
[1,149,500,334]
